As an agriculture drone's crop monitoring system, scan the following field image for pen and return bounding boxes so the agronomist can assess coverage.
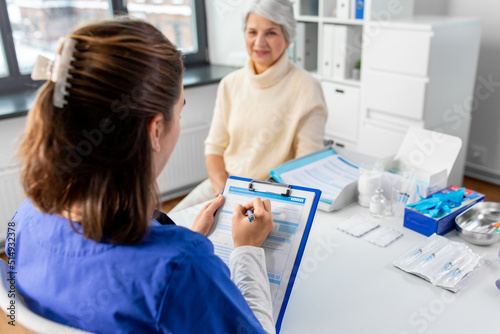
[246,209,255,222]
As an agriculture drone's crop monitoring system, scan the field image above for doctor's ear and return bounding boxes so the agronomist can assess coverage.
[148,114,165,153]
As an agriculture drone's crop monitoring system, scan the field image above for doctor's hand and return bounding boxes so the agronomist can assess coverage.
[232,197,274,248]
[191,194,224,236]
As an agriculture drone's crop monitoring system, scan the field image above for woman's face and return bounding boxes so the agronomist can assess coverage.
[245,13,290,74]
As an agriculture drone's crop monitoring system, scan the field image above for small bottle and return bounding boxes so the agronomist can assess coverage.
[370,188,387,218]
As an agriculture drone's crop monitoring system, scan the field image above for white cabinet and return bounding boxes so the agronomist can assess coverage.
[293,1,481,185]
[363,27,433,76]
[359,17,482,185]
[322,82,360,144]
[363,70,428,120]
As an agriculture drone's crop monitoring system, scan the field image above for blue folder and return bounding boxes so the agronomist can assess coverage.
[270,147,337,184]
[356,0,365,19]
[269,147,362,212]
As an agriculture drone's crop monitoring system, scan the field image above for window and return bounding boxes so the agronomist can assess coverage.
[0,0,208,97]
[128,0,197,53]
[6,0,111,75]
[0,39,7,78]
[126,0,207,64]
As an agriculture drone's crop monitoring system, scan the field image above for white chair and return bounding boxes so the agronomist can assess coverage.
[0,259,94,334]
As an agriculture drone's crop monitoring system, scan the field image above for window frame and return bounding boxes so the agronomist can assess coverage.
[0,0,209,96]
[0,0,25,94]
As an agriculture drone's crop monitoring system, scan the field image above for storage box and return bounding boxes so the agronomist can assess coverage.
[403,186,485,236]
[380,127,463,205]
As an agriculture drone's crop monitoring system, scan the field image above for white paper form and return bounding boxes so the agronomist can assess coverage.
[279,154,359,204]
[209,178,316,323]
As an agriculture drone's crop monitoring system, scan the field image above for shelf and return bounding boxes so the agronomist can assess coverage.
[296,15,320,23]
[321,17,364,26]
[342,78,362,87]
[308,71,320,80]
[320,77,362,88]
[296,16,364,26]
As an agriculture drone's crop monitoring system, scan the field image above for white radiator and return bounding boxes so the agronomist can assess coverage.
[157,123,210,200]
[0,166,26,249]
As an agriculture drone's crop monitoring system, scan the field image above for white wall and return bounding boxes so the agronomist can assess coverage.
[415,0,500,184]
[205,0,248,66]
[0,116,26,167]
[414,0,449,15]
[181,84,218,128]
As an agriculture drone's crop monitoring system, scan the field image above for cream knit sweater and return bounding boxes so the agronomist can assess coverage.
[204,52,327,180]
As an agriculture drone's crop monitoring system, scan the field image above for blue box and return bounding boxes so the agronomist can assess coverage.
[403,186,485,236]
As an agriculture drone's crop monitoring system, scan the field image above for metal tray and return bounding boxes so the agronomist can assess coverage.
[455,201,500,246]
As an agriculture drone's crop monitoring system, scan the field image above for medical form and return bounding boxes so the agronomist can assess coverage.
[209,177,320,327]
[279,154,359,204]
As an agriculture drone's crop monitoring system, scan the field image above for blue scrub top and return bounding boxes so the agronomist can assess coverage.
[8,200,266,333]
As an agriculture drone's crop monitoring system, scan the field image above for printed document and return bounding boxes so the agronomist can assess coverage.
[209,178,317,322]
[279,154,358,204]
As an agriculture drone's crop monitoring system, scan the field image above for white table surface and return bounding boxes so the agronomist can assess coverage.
[170,202,500,334]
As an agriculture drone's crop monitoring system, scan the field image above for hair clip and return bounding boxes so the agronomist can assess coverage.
[31,55,54,81]
[31,37,77,109]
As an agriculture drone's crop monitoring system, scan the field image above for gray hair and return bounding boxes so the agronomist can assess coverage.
[243,0,296,43]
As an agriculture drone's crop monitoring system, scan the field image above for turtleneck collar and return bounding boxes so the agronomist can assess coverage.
[245,51,292,89]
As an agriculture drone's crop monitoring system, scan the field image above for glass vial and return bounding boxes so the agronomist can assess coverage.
[370,188,387,218]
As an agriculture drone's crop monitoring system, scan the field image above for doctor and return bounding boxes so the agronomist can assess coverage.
[12,18,275,333]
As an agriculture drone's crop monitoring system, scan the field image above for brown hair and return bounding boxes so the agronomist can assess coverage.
[17,19,184,244]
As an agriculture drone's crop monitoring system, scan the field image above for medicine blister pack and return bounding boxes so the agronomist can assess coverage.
[337,215,379,237]
[337,215,404,247]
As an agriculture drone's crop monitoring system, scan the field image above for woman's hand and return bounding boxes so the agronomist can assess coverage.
[210,175,227,196]
[206,154,229,196]
[231,197,274,248]
[191,195,224,236]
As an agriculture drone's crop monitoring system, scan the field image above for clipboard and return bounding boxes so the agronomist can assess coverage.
[269,146,371,212]
[209,176,321,333]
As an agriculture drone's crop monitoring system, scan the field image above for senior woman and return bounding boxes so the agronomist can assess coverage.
[171,0,327,212]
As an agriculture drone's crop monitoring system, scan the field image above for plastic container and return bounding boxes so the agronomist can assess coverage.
[358,162,383,207]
